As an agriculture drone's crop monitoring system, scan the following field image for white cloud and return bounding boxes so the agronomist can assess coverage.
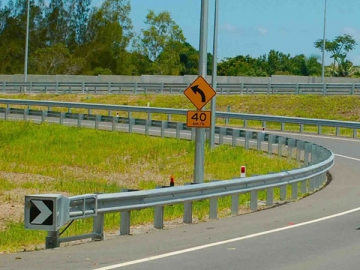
[343,27,360,40]
[258,27,268,35]
[222,23,237,33]
[221,24,268,37]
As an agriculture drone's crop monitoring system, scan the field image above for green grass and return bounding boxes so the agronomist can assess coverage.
[0,120,298,253]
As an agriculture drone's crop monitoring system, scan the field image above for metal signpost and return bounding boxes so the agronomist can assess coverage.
[191,0,210,184]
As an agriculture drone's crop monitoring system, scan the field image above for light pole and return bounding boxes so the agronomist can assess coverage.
[209,0,219,149]
[24,0,30,83]
[321,0,327,83]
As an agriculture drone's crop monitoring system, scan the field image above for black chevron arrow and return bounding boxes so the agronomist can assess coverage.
[191,85,206,102]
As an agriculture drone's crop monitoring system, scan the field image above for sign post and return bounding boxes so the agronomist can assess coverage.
[184,75,216,183]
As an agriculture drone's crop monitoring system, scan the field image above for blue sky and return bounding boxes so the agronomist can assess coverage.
[121,0,360,65]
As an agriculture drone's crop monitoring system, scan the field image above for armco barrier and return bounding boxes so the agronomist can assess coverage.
[0,100,336,249]
[1,81,360,95]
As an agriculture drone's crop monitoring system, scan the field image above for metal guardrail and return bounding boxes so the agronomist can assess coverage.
[1,81,360,95]
[1,99,359,138]
[0,100,336,249]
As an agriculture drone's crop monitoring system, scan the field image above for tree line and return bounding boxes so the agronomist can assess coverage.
[0,0,359,77]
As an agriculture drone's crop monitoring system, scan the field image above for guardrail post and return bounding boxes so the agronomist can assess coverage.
[353,129,357,139]
[134,82,137,94]
[295,83,299,94]
[232,129,239,147]
[219,127,226,145]
[245,131,251,149]
[45,231,60,249]
[183,202,192,224]
[120,211,131,235]
[323,83,327,95]
[167,114,171,122]
[291,182,298,200]
[268,134,275,155]
[300,124,304,133]
[145,119,151,135]
[336,127,340,136]
[309,177,315,192]
[243,120,248,128]
[288,139,296,160]
[95,115,101,129]
[112,116,117,131]
[129,118,135,133]
[257,132,264,152]
[280,185,287,200]
[78,114,84,128]
[266,187,274,206]
[23,108,29,120]
[278,136,284,157]
[2,81,5,92]
[160,83,164,94]
[351,84,355,95]
[231,194,239,215]
[304,143,311,165]
[88,109,91,115]
[4,106,9,120]
[225,106,230,125]
[60,112,65,125]
[318,126,322,135]
[250,190,258,211]
[161,121,167,138]
[92,214,104,241]
[281,123,285,131]
[154,193,164,229]
[41,110,47,123]
[311,144,317,165]
[108,82,111,94]
[301,180,307,194]
[209,197,218,219]
[176,123,182,139]
[296,140,303,163]
[68,107,71,114]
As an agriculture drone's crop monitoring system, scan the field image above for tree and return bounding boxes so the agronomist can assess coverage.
[314,34,358,77]
[138,10,185,75]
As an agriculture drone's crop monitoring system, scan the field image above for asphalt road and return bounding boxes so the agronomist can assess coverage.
[1,115,360,270]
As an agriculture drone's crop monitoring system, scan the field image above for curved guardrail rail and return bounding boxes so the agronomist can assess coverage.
[0,99,335,249]
[1,81,360,95]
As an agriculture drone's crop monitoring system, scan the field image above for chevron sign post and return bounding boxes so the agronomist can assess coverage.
[25,194,67,231]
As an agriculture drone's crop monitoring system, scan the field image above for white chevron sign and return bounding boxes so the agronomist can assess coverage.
[31,200,53,225]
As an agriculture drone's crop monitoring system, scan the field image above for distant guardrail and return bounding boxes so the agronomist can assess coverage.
[1,82,360,95]
[1,99,360,138]
[0,100,334,249]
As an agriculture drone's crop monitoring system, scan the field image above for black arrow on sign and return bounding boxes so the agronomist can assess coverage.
[191,85,206,102]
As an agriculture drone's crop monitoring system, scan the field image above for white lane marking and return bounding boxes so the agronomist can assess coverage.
[93,207,360,270]
[335,154,360,162]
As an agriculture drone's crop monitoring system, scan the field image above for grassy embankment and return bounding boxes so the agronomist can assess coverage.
[0,120,297,253]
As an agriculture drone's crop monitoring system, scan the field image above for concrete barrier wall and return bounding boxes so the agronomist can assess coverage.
[1,74,359,84]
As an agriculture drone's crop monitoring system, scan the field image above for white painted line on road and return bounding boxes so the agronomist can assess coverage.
[335,154,360,162]
[93,207,360,270]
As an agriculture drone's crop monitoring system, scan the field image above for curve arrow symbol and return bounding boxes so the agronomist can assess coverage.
[191,85,206,102]
[31,200,52,224]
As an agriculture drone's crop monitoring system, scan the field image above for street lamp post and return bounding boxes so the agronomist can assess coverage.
[321,0,327,83]
[209,0,219,149]
[24,0,30,84]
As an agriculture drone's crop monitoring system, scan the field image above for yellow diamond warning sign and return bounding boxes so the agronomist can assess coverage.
[184,76,216,110]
